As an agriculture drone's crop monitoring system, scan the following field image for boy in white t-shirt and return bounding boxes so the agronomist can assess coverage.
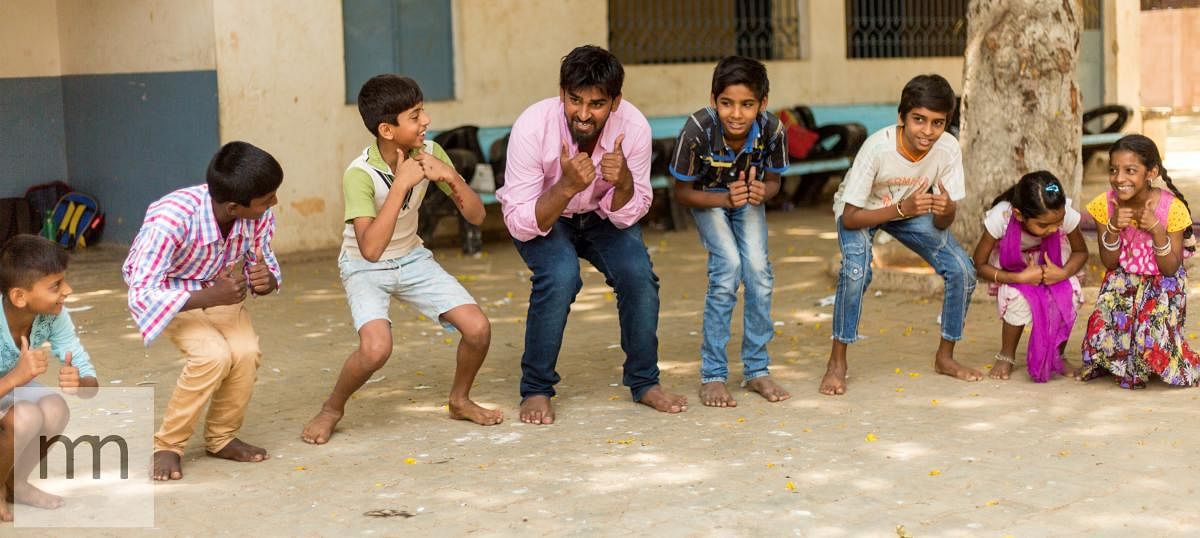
[822,74,980,395]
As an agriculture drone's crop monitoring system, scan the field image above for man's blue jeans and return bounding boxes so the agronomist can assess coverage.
[833,214,976,343]
[513,213,661,401]
[691,203,774,383]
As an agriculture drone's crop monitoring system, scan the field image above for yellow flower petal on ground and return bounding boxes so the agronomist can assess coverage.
[865,433,878,442]
[604,292,615,301]
[928,469,940,476]
[608,395,620,401]
[802,428,812,433]
[294,466,306,471]
[894,368,902,374]
[895,387,904,393]
[908,372,921,378]
[417,314,428,321]
[443,337,454,344]
[506,291,514,299]
[785,481,796,492]
[903,326,913,336]
[986,500,1001,507]
[736,417,746,423]
[931,399,939,406]
[766,463,775,468]
[404,458,416,464]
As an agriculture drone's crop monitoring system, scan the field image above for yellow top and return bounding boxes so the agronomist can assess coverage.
[1086,191,1191,233]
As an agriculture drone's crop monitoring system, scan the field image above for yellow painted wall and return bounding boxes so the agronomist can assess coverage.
[57,0,215,75]
[0,0,63,77]
[210,0,965,252]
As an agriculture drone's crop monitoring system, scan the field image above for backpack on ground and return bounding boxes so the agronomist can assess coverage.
[24,181,73,236]
[50,192,105,249]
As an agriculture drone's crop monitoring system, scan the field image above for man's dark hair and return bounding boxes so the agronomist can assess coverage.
[0,234,68,295]
[559,45,624,99]
[358,74,424,136]
[711,56,769,100]
[206,141,284,206]
[898,74,956,118]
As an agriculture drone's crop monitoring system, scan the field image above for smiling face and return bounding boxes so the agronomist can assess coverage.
[1015,207,1066,238]
[712,83,765,145]
[561,86,619,146]
[1108,149,1157,203]
[380,102,431,152]
[8,271,72,316]
[898,107,948,155]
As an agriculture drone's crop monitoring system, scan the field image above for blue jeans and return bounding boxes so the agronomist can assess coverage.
[691,203,774,383]
[833,214,976,343]
[513,213,661,401]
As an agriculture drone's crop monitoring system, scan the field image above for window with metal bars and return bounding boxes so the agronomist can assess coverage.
[845,0,967,59]
[608,0,804,65]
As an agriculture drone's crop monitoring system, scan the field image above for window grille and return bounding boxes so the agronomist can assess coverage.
[845,0,967,59]
[608,0,804,65]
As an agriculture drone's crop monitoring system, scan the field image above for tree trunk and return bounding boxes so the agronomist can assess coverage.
[956,0,1084,244]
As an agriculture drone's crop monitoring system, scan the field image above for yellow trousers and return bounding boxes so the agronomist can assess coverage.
[153,303,261,455]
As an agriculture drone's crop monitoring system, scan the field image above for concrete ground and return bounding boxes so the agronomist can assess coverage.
[9,118,1200,537]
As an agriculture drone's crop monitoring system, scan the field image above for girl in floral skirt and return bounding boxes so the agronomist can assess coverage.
[1081,134,1200,388]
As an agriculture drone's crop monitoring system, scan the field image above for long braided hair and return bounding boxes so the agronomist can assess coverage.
[1110,134,1195,252]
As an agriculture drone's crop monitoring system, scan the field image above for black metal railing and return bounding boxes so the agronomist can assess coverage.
[845,0,967,58]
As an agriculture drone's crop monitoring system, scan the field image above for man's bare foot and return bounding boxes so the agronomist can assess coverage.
[989,355,1014,380]
[153,450,183,481]
[638,385,687,413]
[747,376,791,402]
[301,406,344,444]
[12,481,64,510]
[699,381,737,407]
[207,438,269,462]
[449,398,504,425]
[519,395,555,425]
[934,355,983,381]
[819,357,847,395]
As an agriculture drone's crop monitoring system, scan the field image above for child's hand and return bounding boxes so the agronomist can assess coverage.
[1041,252,1069,284]
[1136,197,1160,232]
[247,247,276,295]
[1113,206,1136,230]
[13,337,49,385]
[59,351,80,394]
[899,179,934,216]
[414,152,455,183]
[728,175,750,208]
[930,179,954,216]
[599,134,633,191]
[211,263,248,306]
[746,166,767,205]
[1014,263,1043,285]
[390,148,426,192]
[559,142,596,195]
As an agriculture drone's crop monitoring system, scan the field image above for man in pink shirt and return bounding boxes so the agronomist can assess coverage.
[497,45,688,424]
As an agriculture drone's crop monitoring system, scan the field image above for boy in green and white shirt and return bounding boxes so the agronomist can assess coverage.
[302,75,504,445]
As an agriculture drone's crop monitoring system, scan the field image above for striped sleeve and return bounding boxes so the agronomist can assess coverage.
[122,224,190,345]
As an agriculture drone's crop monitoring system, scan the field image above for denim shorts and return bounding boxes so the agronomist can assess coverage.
[0,380,54,419]
[339,246,476,331]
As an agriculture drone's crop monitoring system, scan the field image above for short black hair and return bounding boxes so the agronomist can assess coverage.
[559,45,624,99]
[711,56,769,100]
[358,74,424,136]
[898,74,956,118]
[206,141,284,206]
[0,234,68,295]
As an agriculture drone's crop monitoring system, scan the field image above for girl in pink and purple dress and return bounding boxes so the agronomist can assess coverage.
[972,171,1088,382]
[1081,134,1200,389]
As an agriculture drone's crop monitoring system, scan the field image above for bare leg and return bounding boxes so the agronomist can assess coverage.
[6,402,63,510]
[440,305,503,425]
[302,320,392,444]
[820,341,849,395]
[933,338,982,381]
[990,322,1023,380]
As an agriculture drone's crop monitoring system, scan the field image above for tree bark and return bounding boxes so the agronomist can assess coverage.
[956,0,1084,243]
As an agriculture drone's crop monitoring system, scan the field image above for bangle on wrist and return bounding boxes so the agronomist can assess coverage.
[896,202,907,219]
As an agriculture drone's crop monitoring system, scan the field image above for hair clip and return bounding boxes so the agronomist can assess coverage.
[1044,184,1061,193]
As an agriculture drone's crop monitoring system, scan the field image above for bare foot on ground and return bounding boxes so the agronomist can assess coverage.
[989,356,1014,380]
[699,382,736,407]
[153,450,183,481]
[301,406,344,444]
[819,358,847,395]
[746,376,791,402]
[12,481,63,510]
[1060,359,1080,379]
[934,355,983,381]
[207,438,268,462]
[638,385,687,414]
[519,395,554,425]
[449,398,504,425]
